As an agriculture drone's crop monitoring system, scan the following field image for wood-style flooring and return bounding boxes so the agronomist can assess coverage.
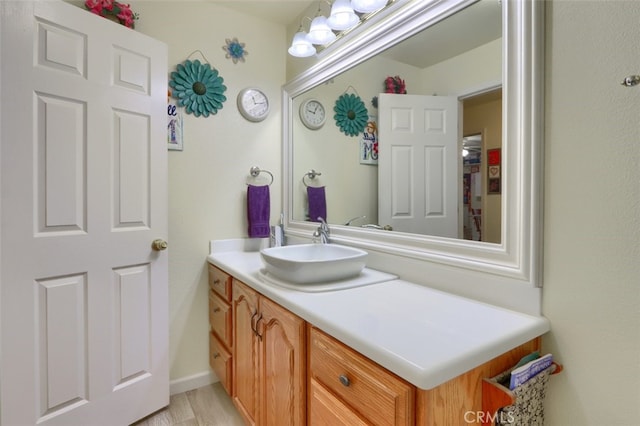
[132,383,245,426]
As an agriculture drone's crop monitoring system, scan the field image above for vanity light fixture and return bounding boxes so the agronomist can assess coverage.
[327,0,360,31]
[288,0,396,57]
[351,0,387,13]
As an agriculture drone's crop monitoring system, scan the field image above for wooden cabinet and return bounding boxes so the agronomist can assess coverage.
[308,325,415,426]
[415,338,540,426]
[208,262,541,426]
[208,264,233,394]
[232,279,306,426]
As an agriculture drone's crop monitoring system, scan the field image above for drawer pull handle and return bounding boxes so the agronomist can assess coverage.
[213,307,221,313]
[213,279,221,285]
[339,375,350,387]
[213,352,220,359]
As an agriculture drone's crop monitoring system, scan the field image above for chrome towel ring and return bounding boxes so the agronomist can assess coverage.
[247,166,274,186]
[302,169,322,187]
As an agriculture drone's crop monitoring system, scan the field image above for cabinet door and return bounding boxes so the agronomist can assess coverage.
[232,279,260,426]
[258,296,306,426]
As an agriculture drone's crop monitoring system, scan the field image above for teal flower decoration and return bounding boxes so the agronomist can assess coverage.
[334,93,368,137]
[223,38,248,64]
[169,59,227,117]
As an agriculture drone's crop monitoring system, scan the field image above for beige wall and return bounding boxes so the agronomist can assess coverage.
[132,0,640,422]
[132,1,285,382]
[543,1,640,424]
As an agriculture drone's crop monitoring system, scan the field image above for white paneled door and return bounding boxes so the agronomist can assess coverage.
[1,1,169,425]
[378,94,459,238]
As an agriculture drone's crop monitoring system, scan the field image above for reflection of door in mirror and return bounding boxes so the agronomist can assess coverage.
[378,94,459,238]
[462,89,502,243]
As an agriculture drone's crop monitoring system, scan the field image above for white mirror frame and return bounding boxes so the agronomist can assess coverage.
[282,0,544,309]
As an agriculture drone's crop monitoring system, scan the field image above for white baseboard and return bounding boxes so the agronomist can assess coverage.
[169,370,219,395]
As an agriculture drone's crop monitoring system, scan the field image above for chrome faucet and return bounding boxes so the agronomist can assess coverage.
[313,217,330,244]
[361,223,394,231]
[344,215,366,226]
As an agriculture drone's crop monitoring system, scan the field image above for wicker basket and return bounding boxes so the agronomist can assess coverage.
[483,362,562,426]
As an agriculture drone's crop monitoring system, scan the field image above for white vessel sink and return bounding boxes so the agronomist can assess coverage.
[260,244,367,284]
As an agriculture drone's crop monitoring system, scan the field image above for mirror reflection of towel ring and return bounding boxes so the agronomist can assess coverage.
[302,169,322,187]
[247,166,274,186]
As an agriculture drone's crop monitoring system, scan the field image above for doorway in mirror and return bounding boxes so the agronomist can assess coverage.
[462,133,482,241]
[462,88,502,244]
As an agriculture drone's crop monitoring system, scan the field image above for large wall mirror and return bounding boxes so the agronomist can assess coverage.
[282,0,544,290]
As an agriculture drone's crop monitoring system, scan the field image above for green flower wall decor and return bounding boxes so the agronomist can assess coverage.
[169,59,227,117]
[334,93,368,136]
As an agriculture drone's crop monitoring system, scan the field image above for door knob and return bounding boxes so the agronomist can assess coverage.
[152,239,168,251]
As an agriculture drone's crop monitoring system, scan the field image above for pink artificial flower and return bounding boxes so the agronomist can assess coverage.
[84,0,103,14]
[85,0,137,28]
[117,3,135,27]
[118,5,132,16]
[101,0,114,11]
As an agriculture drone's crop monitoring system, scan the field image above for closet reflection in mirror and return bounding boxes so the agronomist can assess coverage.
[291,0,502,243]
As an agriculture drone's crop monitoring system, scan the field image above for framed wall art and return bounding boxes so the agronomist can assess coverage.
[359,115,378,165]
[487,148,501,194]
[168,95,184,151]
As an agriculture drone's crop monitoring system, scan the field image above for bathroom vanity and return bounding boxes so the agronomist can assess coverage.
[207,239,549,425]
[206,0,548,423]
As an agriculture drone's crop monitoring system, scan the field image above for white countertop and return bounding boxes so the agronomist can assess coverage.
[207,238,550,390]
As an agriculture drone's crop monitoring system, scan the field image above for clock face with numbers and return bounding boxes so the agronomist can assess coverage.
[299,98,326,130]
[237,88,270,122]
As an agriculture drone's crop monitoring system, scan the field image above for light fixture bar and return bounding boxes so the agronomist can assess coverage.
[289,0,396,57]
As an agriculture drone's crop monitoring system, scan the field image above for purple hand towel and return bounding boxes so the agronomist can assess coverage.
[307,186,327,223]
[247,184,270,238]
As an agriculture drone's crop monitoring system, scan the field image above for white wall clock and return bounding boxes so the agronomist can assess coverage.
[237,87,270,122]
[299,98,326,130]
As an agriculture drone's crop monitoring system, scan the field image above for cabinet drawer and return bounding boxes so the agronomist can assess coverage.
[209,290,232,348]
[210,332,232,395]
[208,264,232,301]
[309,327,415,426]
[309,378,368,426]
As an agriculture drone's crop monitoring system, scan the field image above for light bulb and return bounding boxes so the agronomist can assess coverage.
[351,0,387,13]
[327,0,360,31]
[288,32,317,57]
[307,16,337,45]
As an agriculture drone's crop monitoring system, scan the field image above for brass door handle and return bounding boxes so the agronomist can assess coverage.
[152,239,168,251]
